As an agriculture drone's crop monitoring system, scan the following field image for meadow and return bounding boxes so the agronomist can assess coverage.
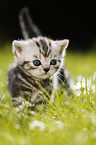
[0,43,96,145]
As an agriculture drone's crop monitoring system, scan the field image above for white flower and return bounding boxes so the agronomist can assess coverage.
[29,120,46,131]
[73,74,96,96]
[93,132,96,137]
[55,121,64,129]
[91,84,95,93]
[93,72,96,81]
[22,101,35,107]
[15,124,21,129]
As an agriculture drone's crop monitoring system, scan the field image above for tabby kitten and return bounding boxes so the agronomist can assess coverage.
[8,8,72,109]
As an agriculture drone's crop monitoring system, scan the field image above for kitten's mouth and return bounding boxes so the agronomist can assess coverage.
[33,71,55,79]
[40,72,50,79]
[44,72,48,75]
[44,71,51,76]
[42,73,49,77]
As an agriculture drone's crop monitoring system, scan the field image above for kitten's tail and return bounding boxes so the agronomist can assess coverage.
[19,7,42,39]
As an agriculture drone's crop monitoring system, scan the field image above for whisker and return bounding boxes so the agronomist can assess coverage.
[58,73,64,77]
[56,74,64,84]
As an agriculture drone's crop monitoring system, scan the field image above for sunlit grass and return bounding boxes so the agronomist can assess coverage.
[0,43,96,145]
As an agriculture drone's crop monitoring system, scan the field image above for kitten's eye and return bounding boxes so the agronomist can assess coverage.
[33,60,41,66]
[50,59,57,65]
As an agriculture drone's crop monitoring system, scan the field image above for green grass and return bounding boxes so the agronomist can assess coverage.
[0,43,96,145]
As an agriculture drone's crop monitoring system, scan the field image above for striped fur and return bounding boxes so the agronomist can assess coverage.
[8,8,73,110]
[8,36,72,109]
[8,65,50,107]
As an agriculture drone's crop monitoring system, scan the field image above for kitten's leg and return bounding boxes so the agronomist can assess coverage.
[51,68,73,103]
[12,96,25,112]
[31,91,43,104]
[58,68,74,94]
[51,73,58,103]
[12,93,35,111]
[30,91,45,110]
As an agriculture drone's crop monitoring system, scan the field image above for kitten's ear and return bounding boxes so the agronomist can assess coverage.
[55,39,69,54]
[12,40,24,57]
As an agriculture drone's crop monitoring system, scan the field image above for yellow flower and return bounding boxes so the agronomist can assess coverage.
[25,103,29,107]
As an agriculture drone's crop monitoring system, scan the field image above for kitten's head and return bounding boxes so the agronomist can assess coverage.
[12,36,69,79]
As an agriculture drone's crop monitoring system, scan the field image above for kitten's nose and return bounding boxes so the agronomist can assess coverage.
[43,67,50,73]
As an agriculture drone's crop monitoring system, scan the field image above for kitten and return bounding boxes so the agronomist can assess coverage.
[8,8,72,110]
